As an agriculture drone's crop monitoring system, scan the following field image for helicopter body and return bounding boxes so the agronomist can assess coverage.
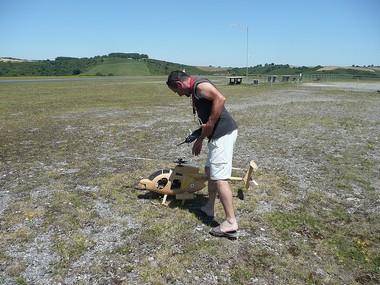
[138,164,207,196]
[137,159,258,203]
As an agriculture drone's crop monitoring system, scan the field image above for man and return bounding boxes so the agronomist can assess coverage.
[166,70,239,239]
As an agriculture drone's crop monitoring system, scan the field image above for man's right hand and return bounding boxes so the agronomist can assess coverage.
[192,138,204,156]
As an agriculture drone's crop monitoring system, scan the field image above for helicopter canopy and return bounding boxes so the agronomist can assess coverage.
[148,168,172,180]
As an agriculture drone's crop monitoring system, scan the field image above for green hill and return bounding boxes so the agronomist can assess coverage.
[0,53,379,78]
[0,54,210,77]
[82,58,150,76]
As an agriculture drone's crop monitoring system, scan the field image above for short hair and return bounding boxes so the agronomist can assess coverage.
[166,70,190,89]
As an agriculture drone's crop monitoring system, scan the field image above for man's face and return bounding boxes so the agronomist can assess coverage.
[167,81,190,97]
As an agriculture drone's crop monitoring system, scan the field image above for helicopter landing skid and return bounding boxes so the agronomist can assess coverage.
[161,192,196,205]
[176,192,196,205]
[162,194,168,205]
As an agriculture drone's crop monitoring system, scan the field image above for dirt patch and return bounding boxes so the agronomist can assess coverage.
[303,81,380,92]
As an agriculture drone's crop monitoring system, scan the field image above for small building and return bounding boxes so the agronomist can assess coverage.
[227,76,243,85]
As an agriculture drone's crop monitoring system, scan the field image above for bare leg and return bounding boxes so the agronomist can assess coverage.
[201,167,217,217]
[215,180,238,232]
[202,167,238,231]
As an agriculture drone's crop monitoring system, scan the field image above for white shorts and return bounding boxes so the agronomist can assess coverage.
[205,129,238,180]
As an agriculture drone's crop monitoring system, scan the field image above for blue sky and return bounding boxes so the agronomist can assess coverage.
[1,0,379,67]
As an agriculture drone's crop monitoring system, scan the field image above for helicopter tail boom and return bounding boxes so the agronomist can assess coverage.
[228,160,258,189]
[243,160,258,189]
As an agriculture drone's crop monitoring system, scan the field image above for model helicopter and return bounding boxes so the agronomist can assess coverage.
[137,157,258,204]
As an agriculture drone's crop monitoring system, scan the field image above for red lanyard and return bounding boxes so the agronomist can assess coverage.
[189,77,197,115]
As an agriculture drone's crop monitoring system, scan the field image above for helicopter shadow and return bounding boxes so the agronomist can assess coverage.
[137,191,164,201]
[137,192,219,227]
[170,194,220,228]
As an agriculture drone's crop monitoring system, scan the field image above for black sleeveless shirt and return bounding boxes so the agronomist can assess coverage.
[192,77,238,140]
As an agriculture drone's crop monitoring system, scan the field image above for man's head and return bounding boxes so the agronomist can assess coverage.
[166,70,191,96]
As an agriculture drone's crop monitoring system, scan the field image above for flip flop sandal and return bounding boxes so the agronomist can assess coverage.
[209,227,238,240]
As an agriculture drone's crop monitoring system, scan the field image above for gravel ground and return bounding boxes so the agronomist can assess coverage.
[1,80,379,284]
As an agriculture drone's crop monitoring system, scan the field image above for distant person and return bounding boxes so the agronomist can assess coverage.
[166,70,239,239]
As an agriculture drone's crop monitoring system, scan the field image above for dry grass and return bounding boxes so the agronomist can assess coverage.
[0,77,379,284]
[317,66,377,73]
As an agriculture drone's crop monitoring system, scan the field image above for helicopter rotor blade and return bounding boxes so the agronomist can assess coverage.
[124,156,193,164]
[123,156,159,161]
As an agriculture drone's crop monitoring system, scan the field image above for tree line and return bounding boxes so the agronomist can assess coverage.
[0,53,149,76]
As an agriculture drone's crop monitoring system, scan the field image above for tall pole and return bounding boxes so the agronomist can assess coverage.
[246,26,249,77]
[232,24,249,78]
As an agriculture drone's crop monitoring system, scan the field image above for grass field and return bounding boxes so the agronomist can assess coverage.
[0,77,379,284]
